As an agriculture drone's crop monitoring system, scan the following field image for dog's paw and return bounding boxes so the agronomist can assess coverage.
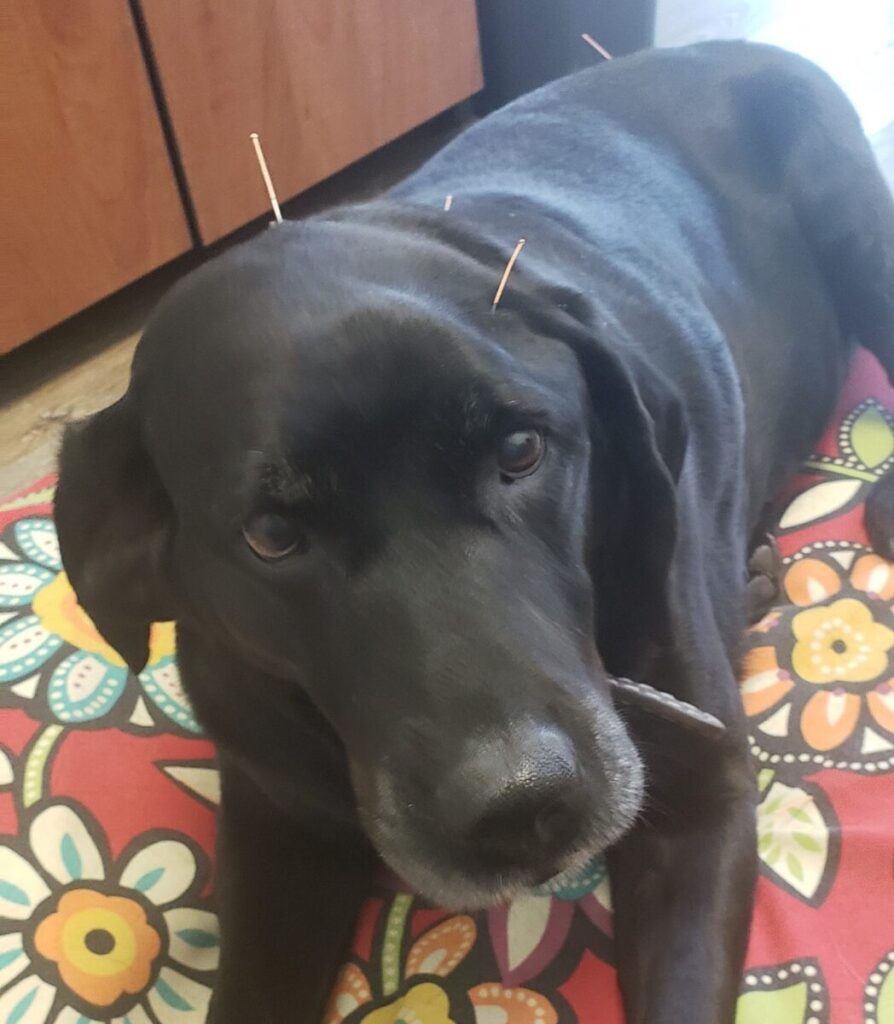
[746,535,783,624]
[865,469,894,561]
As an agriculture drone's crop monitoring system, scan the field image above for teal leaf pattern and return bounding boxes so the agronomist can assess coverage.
[60,833,82,881]
[154,975,193,1011]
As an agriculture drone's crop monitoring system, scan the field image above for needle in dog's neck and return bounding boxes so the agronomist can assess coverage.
[581,33,613,60]
[249,132,284,226]
[491,238,526,313]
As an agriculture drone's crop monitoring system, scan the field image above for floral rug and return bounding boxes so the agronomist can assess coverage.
[2,349,894,1023]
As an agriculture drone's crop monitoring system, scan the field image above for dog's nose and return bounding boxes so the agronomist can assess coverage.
[442,725,589,873]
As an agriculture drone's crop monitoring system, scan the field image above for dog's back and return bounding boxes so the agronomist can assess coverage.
[52,41,894,1024]
[393,40,894,530]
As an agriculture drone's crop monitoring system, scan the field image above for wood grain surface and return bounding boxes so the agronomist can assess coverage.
[0,0,191,352]
[138,0,483,241]
[6,0,894,494]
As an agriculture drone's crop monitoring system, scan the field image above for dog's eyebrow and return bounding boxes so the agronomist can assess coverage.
[459,389,550,441]
[460,376,555,419]
[253,459,331,505]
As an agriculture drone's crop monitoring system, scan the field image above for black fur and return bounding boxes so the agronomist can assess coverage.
[55,42,894,1023]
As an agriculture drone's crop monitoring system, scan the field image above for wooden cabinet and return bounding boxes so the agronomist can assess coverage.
[0,0,191,352]
[0,2,482,350]
[137,0,483,242]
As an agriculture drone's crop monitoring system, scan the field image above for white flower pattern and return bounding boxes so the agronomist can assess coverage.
[0,801,217,1023]
[0,518,198,734]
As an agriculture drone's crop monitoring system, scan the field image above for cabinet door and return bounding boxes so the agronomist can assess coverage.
[0,1,191,352]
[138,0,483,242]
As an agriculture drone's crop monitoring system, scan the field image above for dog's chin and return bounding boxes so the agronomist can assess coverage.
[369,760,646,911]
[378,819,634,911]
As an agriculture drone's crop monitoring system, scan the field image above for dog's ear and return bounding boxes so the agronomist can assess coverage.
[54,397,176,673]
[576,325,687,668]
[503,287,687,668]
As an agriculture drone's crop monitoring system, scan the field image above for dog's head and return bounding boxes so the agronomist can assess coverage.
[55,218,686,906]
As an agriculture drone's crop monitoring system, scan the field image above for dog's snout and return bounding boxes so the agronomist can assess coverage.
[441,725,590,873]
[472,771,583,864]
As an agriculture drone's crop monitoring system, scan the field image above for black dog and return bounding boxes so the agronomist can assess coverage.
[55,41,894,1023]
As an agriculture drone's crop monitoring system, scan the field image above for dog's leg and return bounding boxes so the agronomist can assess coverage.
[606,517,758,1024]
[745,534,783,624]
[607,698,757,1024]
[866,474,894,560]
[757,58,894,555]
[207,759,374,1024]
[810,122,894,557]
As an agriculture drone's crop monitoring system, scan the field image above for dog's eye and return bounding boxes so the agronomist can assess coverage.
[242,512,305,560]
[497,429,545,479]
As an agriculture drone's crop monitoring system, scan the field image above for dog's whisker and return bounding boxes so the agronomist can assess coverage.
[491,238,526,312]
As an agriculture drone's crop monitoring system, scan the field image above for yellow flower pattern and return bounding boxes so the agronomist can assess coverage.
[32,571,175,667]
[791,598,894,684]
[743,548,894,765]
[0,517,194,731]
[360,981,456,1024]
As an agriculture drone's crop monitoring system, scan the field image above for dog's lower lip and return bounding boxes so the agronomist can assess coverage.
[532,867,559,886]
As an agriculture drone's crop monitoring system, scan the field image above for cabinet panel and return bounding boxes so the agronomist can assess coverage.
[0,0,191,352]
[139,0,483,242]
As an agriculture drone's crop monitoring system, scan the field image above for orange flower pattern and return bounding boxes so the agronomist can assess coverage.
[743,549,894,771]
[0,800,217,1021]
[34,888,162,1006]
